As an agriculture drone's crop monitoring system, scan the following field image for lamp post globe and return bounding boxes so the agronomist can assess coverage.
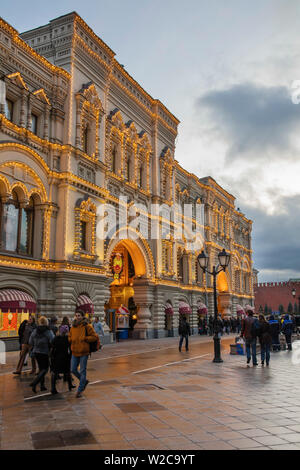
[218,249,230,269]
[197,251,208,271]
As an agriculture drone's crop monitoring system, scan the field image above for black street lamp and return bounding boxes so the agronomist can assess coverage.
[197,248,231,363]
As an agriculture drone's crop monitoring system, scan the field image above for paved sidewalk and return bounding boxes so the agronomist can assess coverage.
[1,335,300,450]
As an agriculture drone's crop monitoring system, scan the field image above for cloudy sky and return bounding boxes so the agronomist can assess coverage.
[2,0,300,282]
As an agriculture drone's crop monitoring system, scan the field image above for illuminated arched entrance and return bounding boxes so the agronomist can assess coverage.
[217,271,232,317]
[107,239,149,338]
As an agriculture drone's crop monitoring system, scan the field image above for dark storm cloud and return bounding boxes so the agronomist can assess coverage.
[198,83,300,163]
[241,195,300,274]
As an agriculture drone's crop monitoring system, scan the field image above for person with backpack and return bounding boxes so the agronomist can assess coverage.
[268,315,281,351]
[258,314,272,366]
[282,314,294,351]
[28,316,55,393]
[178,316,191,352]
[68,310,98,398]
[241,309,258,366]
[50,325,75,395]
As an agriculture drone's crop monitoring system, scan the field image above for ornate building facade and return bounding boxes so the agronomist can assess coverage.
[0,13,254,345]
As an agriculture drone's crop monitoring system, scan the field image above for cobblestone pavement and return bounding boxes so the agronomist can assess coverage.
[1,335,300,450]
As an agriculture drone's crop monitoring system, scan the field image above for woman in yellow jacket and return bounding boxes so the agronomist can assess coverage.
[69,310,98,398]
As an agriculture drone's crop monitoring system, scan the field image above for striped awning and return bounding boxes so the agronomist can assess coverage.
[76,294,94,314]
[236,304,245,315]
[245,304,255,313]
[179,301,192,315]
[165,302,174,315]
[117,306,129,315]
[197,302,208,315]
[0,289,36,312]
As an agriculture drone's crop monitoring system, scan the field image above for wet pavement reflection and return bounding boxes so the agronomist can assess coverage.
[1,335,300,450]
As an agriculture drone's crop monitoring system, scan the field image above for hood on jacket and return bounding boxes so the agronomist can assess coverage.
[72,317,89,328]
[36,325,49,335]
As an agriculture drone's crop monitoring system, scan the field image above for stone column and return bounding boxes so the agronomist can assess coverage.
[20,90,27,127]
[75,95,82,148]
[44,104,50,140]
[27,95,32,130]
[133,279,154,339]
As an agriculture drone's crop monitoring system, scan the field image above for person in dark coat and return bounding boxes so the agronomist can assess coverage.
[282,314,294,351]
[258,314,272,366]
[50,325,75,394]
[179,316,191,352]
[14,316,37,375]
[269,315,281,351]
[29,316,55,393]
[241,310,258,366]
[49,316,58,335]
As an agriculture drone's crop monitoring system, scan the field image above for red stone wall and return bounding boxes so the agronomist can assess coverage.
[254,281,300,313]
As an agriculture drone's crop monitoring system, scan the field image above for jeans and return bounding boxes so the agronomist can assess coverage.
[261,344,271,364]
[246,339,257,364]
[179,335,189,351]
[71,355,89,392]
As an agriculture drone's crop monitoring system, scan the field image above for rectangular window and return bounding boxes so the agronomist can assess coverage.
[5,99,13,121]
[80,221,87,250]
[31,114,38,134]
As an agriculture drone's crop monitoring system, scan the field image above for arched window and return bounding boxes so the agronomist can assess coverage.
[138,165,143,188]
[74,198,97,261]
[111,146,117,174]
[0,191,34,255]
[82,125,89,154]
[126,158,130,181]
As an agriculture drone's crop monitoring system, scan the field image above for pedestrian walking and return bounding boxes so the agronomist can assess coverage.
[179,316,191,352]
[241,309,258,366]
[13,315,37,375]
[282,314,294,351]
[50,325,75,395]
[258,314,272,366]
[93,316,104,337]
[29,316,55,393]
[269,315,281,351]
[68,310,98,398]
[49,315,58,335]
[61,316,71,328]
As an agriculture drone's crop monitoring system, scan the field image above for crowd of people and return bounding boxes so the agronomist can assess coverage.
[198,310,296,367]
[240,310,295,367]
[198,316,242,336]
[13,312,104,398]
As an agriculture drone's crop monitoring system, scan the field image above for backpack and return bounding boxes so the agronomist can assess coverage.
[251,318,260,338]
[85,326,100,354]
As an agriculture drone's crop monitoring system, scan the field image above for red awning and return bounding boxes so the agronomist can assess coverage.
[0,289,36,312]
[179,301,192,315]
[76,294,94,314]
[165,302,174,315]
[197,302,208,315]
